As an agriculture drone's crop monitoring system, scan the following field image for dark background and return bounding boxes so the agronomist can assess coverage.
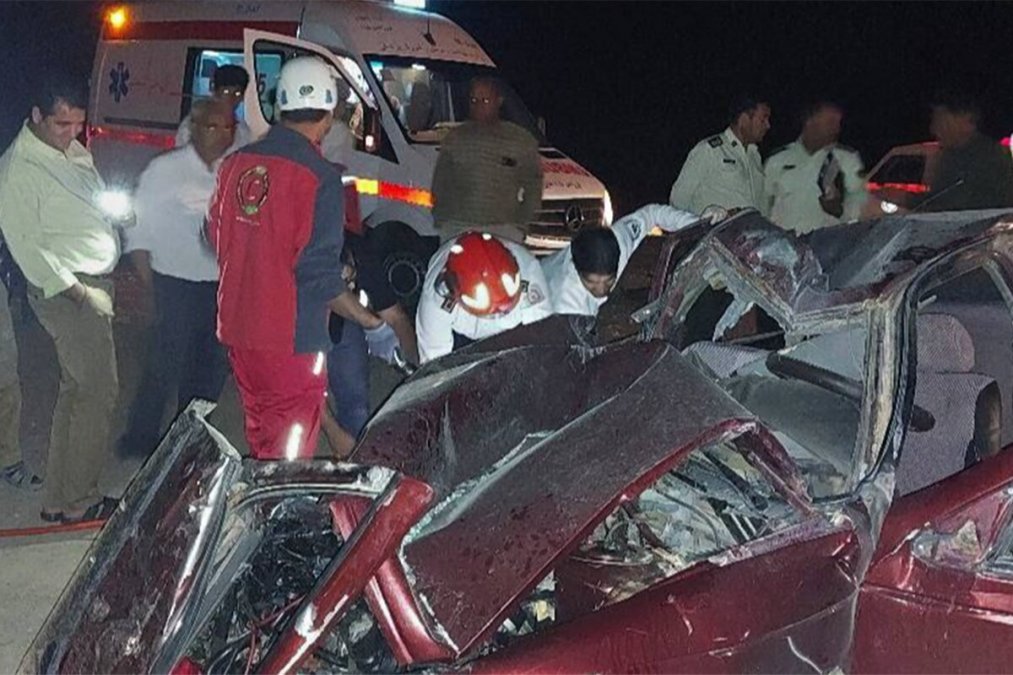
[3,1,1013,216]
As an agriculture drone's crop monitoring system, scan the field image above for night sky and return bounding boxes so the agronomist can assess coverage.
[3,1,1013,216]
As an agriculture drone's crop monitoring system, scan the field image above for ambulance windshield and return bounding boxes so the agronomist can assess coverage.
[367,56,546,145]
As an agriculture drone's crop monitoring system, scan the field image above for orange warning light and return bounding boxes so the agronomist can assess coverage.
[106,7,128,31]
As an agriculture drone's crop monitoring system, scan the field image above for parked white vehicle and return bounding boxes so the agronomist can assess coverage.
[89,0,612,303]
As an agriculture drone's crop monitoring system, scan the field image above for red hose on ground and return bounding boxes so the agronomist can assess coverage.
[0,518,106,538]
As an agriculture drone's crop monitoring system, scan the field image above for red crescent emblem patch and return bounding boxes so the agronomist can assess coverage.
[236,165,269,216]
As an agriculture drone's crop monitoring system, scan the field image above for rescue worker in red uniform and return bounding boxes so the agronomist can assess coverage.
[207,57,375,460]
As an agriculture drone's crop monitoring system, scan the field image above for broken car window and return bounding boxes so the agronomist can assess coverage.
[671,257,867,499]
[181,495,395,674]
[575,440,801,608]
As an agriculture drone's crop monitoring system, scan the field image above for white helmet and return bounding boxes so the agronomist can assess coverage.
[277,56,338,112]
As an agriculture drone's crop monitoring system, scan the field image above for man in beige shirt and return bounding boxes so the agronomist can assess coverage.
[431,77,543,244]
[0,74,121,523]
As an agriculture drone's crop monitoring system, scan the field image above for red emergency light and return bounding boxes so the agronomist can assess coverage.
[866,181,930,194]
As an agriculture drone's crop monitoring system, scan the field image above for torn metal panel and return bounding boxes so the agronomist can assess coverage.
[354,335,671,502]
[21,404,243,675]
[21,403,428,675]
[394,341,806,657]
[259,475,434,674]
[468,528,861,674]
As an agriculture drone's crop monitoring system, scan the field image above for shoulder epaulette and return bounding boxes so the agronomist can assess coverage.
[707,135,724,148]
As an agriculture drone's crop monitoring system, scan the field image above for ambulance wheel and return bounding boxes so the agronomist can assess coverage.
[383,249,428,310]
[371,223,437,313]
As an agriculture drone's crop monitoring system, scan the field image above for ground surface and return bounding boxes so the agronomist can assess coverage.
[0,238,662,670]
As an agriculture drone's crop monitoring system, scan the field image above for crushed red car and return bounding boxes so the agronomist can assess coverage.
[20,208,1013,673]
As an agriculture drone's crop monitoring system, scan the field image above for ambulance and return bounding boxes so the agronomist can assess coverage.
[89,0,612,303]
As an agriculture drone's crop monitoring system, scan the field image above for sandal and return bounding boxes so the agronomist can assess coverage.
[40,509,63,523]
[61,497,119,524]
[2,461,43,491]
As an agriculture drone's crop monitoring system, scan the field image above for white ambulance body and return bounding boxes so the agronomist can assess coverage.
[90,1,611,302]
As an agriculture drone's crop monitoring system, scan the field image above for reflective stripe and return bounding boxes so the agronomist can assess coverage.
[88,126,175,150]
[354,178,433,208]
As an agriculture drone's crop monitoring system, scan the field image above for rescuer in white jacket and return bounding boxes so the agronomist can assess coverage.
[542,204,725,316]
[416,231,551,363]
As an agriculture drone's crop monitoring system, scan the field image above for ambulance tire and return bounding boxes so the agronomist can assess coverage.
[372,223,438,314]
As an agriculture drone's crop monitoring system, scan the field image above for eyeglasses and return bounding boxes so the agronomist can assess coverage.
[470,97,494,105]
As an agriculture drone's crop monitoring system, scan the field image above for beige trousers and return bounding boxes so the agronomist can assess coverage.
[28,277,118,511]
[0,287,22,468]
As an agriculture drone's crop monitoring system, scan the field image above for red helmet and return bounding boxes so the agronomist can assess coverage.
[443,232,522,316]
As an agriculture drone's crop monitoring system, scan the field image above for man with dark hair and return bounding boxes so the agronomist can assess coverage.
[915,91,1013,211]
[764,101,866,233]
[0,73,121,521]
[431,76,543,243]
[670,95,771,214]
[543,204,724,316]
[176,64,252,150]
[207,57,380,460]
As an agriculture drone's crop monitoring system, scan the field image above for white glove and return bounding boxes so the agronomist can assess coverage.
[700,205,729,224]
[82,286,115,318]
[364,323,400,364]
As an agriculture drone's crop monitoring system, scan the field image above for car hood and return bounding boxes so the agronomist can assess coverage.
[352,323,809,655]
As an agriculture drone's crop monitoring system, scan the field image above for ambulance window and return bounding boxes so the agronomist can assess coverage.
[182,48,283,121]
[250,39,375,163]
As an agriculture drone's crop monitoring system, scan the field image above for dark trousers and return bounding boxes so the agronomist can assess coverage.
[120,273,228,458]
[327,320,370,438]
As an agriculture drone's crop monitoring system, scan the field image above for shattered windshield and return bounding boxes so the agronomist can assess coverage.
[576,439,802,607]
[367,56,545,145]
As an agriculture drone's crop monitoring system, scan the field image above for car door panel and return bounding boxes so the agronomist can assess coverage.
[854,450,1013,673]
[470,527,861,674]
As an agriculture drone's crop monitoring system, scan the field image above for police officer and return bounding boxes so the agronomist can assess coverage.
[669,95,771,214]
[765,101,866,233]
[543,204,725,317]
[416,231,551,363]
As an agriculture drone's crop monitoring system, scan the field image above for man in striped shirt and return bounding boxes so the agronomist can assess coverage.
[431,77,543,244]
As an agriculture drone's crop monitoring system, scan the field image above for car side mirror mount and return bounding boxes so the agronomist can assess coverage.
[362,108,382,155]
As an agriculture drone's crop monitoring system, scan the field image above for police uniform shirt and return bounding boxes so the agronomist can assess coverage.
[543,204,699,316]
[416,235,551,363]
[764,140,866,234]
[669,127,765,214]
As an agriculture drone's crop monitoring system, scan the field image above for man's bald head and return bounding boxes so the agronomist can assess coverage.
[189,98,236,162]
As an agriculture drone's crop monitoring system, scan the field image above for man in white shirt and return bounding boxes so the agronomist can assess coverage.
[764,101,866,233]
[670,95,771,214]
[175,65,252,151]
[0,74,121,522]
[543,204,724,317]
[118,99,236,459]
[416,231,551,362]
